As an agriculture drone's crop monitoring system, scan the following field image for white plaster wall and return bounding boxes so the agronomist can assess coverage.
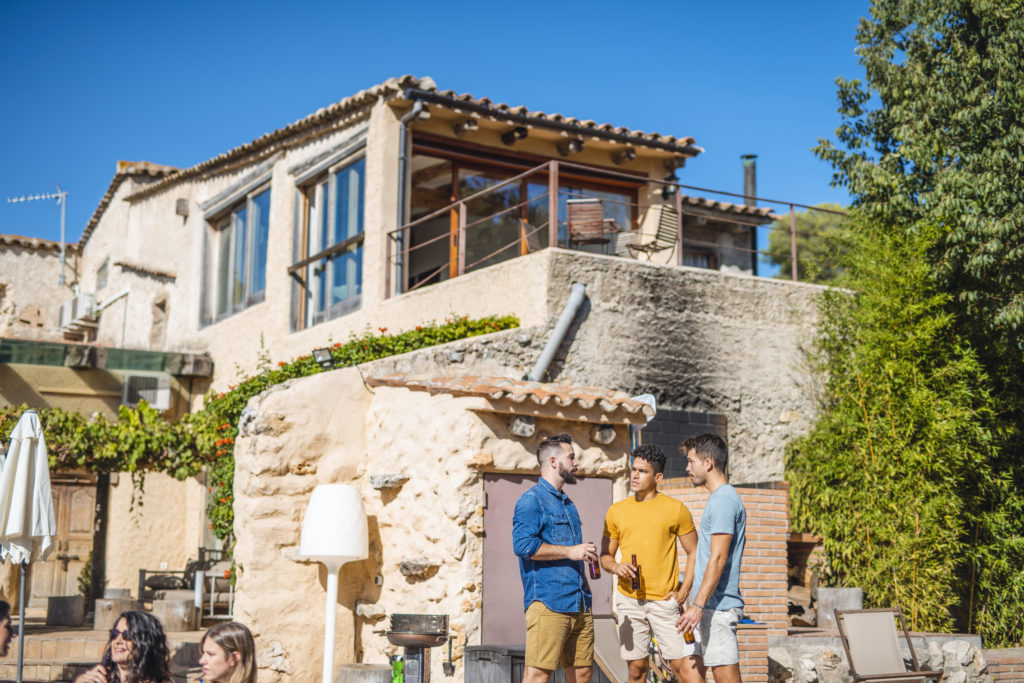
[104,472,206,594]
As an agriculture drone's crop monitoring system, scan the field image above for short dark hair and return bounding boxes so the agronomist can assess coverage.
[632,444,666,474]
[681,433,728,473]
[537,434,573,466]
[0,601,9,622]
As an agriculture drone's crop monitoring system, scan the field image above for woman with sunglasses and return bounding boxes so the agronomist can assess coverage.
[198,622,257,683]
[74,611,173,683]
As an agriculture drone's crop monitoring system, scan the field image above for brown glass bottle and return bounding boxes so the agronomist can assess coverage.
[630,554,641,591]
[587,541,600,579]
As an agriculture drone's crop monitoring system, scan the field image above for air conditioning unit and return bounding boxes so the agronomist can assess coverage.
[74,292,96,320]
[58,299,74,328]
[58,292,97,329]
[122,373,172,411]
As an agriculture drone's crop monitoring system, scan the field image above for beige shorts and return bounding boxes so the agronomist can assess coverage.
[613,591,698,662]
[524,601,595,670]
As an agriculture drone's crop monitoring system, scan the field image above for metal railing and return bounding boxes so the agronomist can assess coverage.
[385,159,846,298]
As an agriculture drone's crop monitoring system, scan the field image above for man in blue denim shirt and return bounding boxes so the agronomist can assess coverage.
[513,434,597,683]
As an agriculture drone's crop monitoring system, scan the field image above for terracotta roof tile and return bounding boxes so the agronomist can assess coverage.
[0,233,80,254]
[419,87,699,153]
[680,195,778,221]
[122,76,427,205]
[366,373,655,420]
[114,76,701,208]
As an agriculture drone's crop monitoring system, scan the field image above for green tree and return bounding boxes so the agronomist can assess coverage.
[815,0,1024,350]
[786,215,1012,636]
[800,1,1024,644]
[765,203,848,284]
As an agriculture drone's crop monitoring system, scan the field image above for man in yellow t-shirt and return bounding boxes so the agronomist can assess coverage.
[601,444,700,683]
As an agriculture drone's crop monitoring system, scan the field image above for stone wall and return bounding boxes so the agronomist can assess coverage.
[367,248,824,483]
[0,240,78,340]
[768,635,991,683]
[231,366,633,683]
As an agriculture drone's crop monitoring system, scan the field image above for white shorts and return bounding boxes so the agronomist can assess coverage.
[696,607,742,667]
[613,591,698,662]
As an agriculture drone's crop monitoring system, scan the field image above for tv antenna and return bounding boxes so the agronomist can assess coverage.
[6,183,69,286]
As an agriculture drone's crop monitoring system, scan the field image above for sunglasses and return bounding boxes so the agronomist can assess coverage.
[109,628,132,641]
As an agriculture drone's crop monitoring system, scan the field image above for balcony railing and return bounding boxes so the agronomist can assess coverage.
[385,159,845,298]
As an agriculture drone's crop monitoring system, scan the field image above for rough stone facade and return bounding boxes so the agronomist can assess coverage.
[0,238,78,340]
[232,367,640,683]
[769,635,991,683]
[366,249,824,483]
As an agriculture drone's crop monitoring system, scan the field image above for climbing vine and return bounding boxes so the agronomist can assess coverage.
[0,315,519,545]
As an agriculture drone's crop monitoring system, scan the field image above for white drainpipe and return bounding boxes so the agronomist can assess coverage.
[526,282,587,382]
[395,99,428,295]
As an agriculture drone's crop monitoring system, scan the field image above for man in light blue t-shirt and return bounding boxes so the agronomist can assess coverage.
[675,434,746,683]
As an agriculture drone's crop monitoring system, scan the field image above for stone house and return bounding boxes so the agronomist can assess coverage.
[1,75,823,671]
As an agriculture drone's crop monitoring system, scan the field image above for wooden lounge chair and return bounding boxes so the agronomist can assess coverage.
[835,607,942,682]
[567,198,619,245]
[627,204,678,259]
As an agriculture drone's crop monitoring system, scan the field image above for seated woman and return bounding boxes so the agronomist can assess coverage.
[75,611,173,683]
[199,622,257,683]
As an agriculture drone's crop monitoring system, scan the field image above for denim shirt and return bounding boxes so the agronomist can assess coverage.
[512,478,592,613]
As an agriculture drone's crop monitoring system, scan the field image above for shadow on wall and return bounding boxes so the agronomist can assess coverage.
[0,366,47,408]
[330,515,384,663]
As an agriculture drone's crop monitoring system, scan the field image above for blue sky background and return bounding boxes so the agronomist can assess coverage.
[1,1,868,267]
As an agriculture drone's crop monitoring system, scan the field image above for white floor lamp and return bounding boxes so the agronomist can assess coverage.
[300,484,368,683]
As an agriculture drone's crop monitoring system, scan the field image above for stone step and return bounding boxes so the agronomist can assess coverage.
[0,658,199,683]
[1,626,202,683]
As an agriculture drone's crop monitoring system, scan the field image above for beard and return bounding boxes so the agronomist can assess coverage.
[559,463,578,484]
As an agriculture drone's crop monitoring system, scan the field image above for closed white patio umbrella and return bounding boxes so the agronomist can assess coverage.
[0,409,57,683]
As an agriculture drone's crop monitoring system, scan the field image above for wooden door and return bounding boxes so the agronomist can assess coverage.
[32,475,95,598]
[481,474,613,644]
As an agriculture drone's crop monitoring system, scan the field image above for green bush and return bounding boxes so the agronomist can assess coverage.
[786,217,1022,644]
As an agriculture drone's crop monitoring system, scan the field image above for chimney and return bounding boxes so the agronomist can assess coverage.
[741,154,759,276]
[741,154,757,206]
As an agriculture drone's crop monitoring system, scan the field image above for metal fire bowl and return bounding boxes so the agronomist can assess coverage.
[390,613,448,634]
[387,614,449,648]
[386,632,448,648]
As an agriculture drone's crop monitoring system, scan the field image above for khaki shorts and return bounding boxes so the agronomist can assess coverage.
[613,591,697,662]
[525,601,595,670]
[696,607,742,667]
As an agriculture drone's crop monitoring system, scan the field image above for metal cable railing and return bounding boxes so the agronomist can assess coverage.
[386,159,846,297]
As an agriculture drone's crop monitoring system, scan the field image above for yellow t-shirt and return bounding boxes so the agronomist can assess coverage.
[603,493,695,600]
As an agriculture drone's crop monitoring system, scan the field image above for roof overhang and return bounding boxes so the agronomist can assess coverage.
[399,87,703,160]
[367,373,654,425]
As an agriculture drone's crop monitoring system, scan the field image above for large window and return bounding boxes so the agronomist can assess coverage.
[202,186,271,325]
[404,139,640,292]
[291,156,365,329]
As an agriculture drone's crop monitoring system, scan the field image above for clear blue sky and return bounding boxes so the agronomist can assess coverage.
[1,0,867,250]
